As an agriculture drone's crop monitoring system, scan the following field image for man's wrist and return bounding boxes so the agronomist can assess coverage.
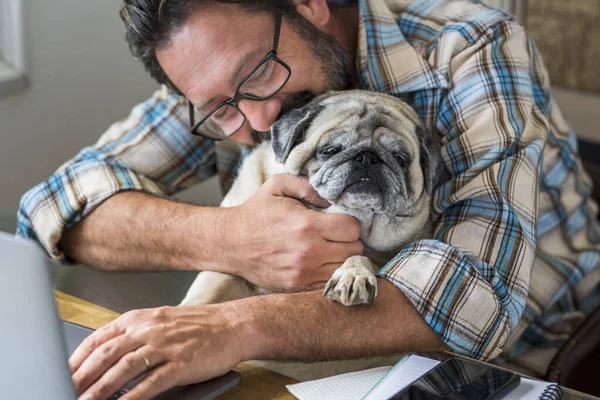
[219,298,266,361]
[219,290,327,362]
[180,205,234,274]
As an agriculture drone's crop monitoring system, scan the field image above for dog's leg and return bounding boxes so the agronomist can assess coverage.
[180,271,258,306]
[323,255,379,306]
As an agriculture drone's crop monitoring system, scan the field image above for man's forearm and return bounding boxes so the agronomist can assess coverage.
[228,279,450,362]
[60,191,228,272]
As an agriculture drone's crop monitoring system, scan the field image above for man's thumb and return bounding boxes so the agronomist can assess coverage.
[267,174,330,208]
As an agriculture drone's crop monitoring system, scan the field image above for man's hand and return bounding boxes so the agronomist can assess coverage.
[220,174,364,290]
[70,305,241,400]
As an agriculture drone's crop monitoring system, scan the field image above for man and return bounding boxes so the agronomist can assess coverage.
[17,0,600,399]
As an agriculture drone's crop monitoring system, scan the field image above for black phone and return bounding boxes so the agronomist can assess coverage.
[388,357,520,400]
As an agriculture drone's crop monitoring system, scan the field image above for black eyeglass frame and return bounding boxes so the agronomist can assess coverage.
[188,13,291,140]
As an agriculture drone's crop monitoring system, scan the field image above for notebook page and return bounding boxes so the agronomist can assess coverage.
[286,366,391,400]
[363,355,440,400]
[502,377,558,400]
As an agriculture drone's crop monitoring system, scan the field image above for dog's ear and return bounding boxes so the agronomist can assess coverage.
[271,105,324,163]
[416,125,444,195]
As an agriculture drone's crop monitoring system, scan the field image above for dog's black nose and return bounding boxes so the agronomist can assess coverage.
[355,151,380,167]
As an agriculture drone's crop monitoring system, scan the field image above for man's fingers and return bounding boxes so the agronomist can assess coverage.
[310,262,345,284]
[79,346,162,400]
[299,242,362,287]
[322,240,364,263]
[121,363,180,400]
[318,213,362,242]
[267,174,330,208]
[69,322,125,374]
[72,335,141,395]
[306,281,329,289]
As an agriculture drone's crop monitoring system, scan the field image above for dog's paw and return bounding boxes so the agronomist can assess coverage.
[323,263,378,306]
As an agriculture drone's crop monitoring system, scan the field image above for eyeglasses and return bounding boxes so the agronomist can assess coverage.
[188,13,291,140]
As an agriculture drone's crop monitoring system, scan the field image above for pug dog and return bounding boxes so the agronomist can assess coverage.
[181,90,443,308]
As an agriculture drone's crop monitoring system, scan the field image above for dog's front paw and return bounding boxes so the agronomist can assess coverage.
[323,258,378,306]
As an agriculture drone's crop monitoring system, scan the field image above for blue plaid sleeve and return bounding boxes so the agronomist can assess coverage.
[17,86,217,262]
[378,20,548,360]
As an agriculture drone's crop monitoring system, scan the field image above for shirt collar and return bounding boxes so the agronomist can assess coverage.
[356,0,448,94]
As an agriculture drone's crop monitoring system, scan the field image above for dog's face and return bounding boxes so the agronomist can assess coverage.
[271,91,442,216]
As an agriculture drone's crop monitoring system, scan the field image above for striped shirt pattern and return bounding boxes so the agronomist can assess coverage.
[17,0,600,377]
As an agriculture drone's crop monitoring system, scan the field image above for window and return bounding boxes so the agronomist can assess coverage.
[0,0,27,94]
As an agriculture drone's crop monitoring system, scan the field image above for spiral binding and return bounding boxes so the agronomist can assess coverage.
[539,383,563,400]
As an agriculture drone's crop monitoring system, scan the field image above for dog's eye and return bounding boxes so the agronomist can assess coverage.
[320,146,342,158]
[393,151,409,167]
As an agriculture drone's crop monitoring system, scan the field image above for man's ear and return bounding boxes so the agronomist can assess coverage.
[271,104,324,163]
[416,125,444,195]
[295,0,331,28]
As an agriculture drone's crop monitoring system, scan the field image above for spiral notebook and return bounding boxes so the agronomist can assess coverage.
[286,355,563,400]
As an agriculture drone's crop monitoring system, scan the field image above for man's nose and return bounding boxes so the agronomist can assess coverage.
[238,98,281,133]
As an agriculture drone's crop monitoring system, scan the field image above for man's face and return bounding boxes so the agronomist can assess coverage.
[156,3,352,145]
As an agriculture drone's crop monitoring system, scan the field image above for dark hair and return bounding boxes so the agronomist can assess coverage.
[119,0,297,93]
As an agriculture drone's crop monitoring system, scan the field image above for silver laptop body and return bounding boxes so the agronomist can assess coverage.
[0,232,240,399]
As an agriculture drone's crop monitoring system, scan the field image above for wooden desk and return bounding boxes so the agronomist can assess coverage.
[55,291,298,400]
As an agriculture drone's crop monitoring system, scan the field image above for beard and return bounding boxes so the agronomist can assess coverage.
[277,14,354,117]
[252,13,353,144]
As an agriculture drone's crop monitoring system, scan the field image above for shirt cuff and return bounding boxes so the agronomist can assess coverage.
[377,239,521,360]
[16,163,166,263]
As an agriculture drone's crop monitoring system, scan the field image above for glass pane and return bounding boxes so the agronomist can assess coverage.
[195,103,245,139]
[239,60,290,99]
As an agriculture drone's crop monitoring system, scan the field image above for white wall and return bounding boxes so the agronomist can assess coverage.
[0,0,222,215]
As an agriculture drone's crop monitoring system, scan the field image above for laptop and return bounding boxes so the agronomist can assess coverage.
[0,232,241,399]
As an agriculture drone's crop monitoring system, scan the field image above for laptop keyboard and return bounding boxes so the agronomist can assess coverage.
[109,389,128,399]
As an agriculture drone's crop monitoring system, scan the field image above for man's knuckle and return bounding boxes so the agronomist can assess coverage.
[173,347,192,363]
[72,373,85,391]
[272,174,284,182]
[124,353,139,369]
[86,390,100,400]
[288,271,306,287]
[99,323,117,337]
[122,309,141,323]
[94,382,112,397]
[282,280,296,290]
[150,306,170,321]
[170,346,184,360]
[100,343,114,357]
[293,246,312,264]
[147,371,165,387]
[269,174,284,187]
[296,220,314,236]
[86,337,102,351]
[172,361,186,373]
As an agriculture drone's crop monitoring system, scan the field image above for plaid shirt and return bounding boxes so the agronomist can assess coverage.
[17,0,600,377]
